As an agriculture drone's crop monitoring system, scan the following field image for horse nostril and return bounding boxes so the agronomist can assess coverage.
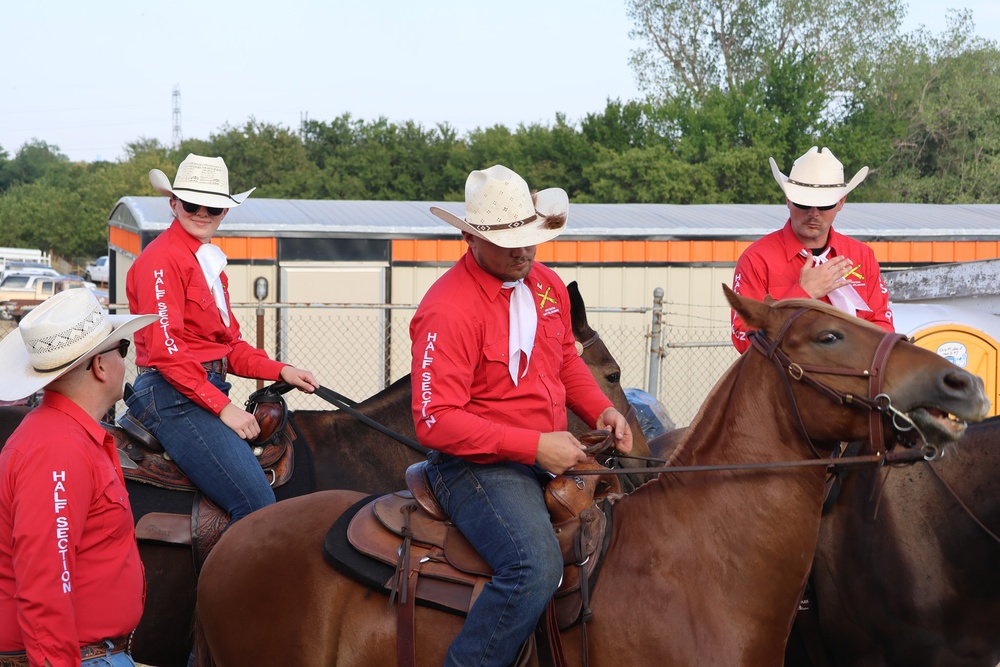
[943,370,980,395]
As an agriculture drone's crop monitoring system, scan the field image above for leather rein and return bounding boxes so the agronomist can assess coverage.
[573,309,937,478]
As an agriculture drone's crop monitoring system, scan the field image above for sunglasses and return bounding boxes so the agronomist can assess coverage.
[85,339,130,371]
[179,199,225,216]
[792,201,837,212]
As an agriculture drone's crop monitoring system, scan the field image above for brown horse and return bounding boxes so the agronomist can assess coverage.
[0,281,650,667]
[782,413,1000,667]
[193,290,989,666]
[648,405,1000,665]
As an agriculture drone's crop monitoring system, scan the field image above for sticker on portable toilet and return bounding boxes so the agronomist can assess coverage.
[936,341,969,368]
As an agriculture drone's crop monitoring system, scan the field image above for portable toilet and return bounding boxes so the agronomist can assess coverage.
[891,302,1000,417]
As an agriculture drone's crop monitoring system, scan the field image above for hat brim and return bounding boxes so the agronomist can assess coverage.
[769,158,869,207]
[430,187,569,249]
[149,168,255,209]
[0,313,158,402]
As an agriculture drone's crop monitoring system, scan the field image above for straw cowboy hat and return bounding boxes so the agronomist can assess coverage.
[430,165,569,248]
[769,147,869,208]
[149,154,255,210]
[0,289,157,401]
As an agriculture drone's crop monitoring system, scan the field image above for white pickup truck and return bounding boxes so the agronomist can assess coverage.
[0,273,99,321]
[85,255,110,283]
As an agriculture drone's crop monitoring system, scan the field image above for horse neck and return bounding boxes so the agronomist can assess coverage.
[595,352,831,659]
[667,353,814,469]
[353,377,414,431]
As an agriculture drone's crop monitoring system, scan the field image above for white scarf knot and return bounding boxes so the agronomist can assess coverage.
[501,279,537,385]
[800,248,871,318]
[195,243,231,326]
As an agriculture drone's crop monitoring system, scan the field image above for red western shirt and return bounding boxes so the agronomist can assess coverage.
[0,392,144,667]
[731,220,894,352]
[126,220,287,415]
[410,252,612,464]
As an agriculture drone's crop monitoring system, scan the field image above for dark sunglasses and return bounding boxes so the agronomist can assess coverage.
[180,199,225,216]
[85,339,130,370]
[792,201,837,212]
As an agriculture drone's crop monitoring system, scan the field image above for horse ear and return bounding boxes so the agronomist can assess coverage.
[723,284,771,330]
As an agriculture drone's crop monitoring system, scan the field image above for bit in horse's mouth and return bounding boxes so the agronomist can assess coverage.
[909,406,968,442]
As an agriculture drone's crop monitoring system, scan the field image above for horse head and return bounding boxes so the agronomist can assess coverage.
[726,286,990,451]
[567,281,654,489]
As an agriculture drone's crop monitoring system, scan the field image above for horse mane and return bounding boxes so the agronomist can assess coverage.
[664,296,880,470]
[665,353,748,469]
[769,297,884,332]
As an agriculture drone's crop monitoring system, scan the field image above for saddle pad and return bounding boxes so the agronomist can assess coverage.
[322,495,468,617]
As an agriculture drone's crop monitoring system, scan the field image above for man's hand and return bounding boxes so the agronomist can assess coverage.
[799,255,854,299]
[279,365,319,393]
[220,402,261,441]
[536,432,588,475]
[596,407,633,454]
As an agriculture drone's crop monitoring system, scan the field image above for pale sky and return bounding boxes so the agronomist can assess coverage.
[2,0,997,163]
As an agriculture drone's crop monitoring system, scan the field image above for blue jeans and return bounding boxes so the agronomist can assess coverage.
[126,370,275,521]
[0,647,135,666]
[427,451,563,667]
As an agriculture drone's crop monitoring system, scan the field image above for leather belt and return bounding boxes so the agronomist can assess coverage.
[138,359,228,377]
[0,635,130,667]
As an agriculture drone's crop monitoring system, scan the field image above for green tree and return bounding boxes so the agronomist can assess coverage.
[0,140,69,192]
[302,114,465,200]
[626,0,904,103]
[834,10,1000,202]
[204,120,318,199]
[583,145,716,203]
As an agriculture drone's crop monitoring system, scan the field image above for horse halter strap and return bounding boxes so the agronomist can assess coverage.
[749,310,908,458]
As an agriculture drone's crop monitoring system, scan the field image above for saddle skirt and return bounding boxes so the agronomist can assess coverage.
[340,459,620,630]
[113,388,296,568]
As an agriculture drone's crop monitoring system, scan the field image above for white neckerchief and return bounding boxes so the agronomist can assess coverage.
[195,243,231,326]
[501,279,537,385]
[800,248,872,318]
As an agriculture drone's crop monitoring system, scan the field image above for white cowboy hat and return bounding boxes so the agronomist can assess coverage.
[0,289,157,401]
[149,154,256,210]
[430,165,569,248]
[769,147,869,207]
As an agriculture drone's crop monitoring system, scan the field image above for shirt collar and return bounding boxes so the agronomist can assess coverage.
[463,251,509,303]
[40,390,109,446]
[167,218,208,255]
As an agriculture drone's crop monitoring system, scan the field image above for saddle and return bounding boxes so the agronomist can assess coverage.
[122,382,296,568]
[338,436,621,667]
[117,382,295,491]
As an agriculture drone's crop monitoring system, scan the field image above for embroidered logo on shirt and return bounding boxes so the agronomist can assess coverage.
[536,286,557,309]
[843,265,864,281]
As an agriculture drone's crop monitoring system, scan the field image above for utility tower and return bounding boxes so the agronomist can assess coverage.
[172,85,182,148]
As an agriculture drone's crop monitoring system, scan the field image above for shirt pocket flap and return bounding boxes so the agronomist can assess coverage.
[186,284,213,312]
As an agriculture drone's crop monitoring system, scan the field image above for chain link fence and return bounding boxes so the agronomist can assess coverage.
[0,294,739,427]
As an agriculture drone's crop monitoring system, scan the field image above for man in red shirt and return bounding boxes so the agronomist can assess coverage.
[411,165,633,667]
[0,289,156,667]
[731,146,894,352]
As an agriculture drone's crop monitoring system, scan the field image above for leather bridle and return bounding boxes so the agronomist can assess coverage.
[748,308,919,459]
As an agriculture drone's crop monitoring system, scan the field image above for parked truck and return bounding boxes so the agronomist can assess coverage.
[0,273,93,321]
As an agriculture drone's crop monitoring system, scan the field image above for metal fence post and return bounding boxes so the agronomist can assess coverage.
[647,287,664,399]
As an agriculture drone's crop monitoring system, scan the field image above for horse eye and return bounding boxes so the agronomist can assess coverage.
[606,372,621,384]
[818,331,842,344]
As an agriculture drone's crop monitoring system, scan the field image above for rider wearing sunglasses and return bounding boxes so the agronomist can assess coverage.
[730,146,894,353]
[125,154,319,526]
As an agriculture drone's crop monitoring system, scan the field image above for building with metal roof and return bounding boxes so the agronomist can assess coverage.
[104,197,1000,423]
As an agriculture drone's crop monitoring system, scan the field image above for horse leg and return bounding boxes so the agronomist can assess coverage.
[132,542,197,667]
[194,491,463,666]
